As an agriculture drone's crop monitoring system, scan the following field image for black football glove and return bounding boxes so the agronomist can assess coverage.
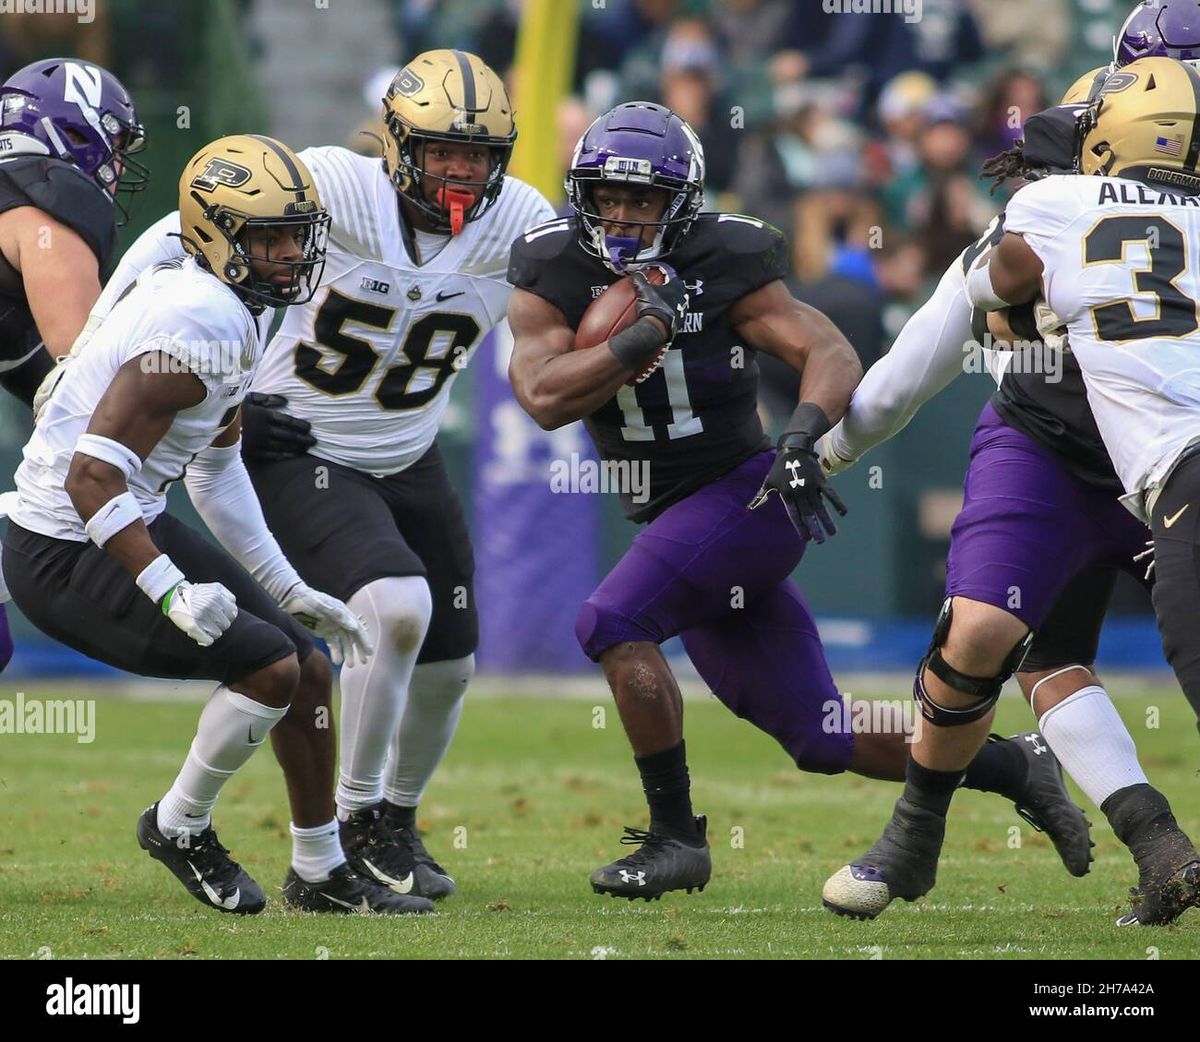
[240,392,316,462]
[749,403,848,543]
[630,263,690,341]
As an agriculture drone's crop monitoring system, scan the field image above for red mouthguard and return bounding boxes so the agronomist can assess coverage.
[436,188,476,235]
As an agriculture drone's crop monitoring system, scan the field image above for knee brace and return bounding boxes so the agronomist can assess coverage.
[914,599,1034,726]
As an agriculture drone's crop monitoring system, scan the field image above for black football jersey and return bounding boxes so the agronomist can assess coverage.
[508,213,788,521]
[961,211,1123,493]
[0,156,117,398]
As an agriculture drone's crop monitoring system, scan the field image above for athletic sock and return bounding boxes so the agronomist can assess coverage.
[1102,783,1197,858]
[1038,685,1147,807]
[290,819,345,882]
[383,654,472,807]
[336,576,432,817]
[636,740,698,841]
[158,686,288,837]
[382,800,416,830]
[903,756,965,818]
[961,735,1028,799]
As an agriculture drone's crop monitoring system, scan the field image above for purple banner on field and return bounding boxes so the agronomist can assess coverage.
[472,327,599,672]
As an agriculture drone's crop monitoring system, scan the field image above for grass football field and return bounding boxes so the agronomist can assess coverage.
[2,680,1199,960]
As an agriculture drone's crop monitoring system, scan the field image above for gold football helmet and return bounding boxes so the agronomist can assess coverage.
[178,134,330,309]
[381,49,516,234]
[1079,56,1200,191]
[1061,66,1109,105]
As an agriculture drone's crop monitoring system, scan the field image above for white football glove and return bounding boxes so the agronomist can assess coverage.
[1034,300,1068,352]
[816,431,857,477]
[163,580,239,647]
[280,583,374,667]
[32,355,71,422]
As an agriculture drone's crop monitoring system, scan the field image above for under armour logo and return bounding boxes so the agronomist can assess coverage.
[618,869,646,886]
[1023,733,1048,756]
[684,279,703,296]
[785,458,805,489]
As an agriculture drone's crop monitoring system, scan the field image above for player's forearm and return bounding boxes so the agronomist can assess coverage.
[793,343,861,430]
[513,342,634,430]
[832,265,973,462]
[65,458,161,579]
[184,441,301,602]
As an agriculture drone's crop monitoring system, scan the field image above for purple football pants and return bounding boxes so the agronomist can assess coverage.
[946,402,1151,629]
[575,450,853,774]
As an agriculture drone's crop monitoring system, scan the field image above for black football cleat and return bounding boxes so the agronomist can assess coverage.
[281,863,435,914]
[339,803,418,896]
[995,731,1093,877]
[822,795,945,920]
[136,802,266,915]
[381,805,457,900]
[1116,825,1200,926]
[590,816,711,901]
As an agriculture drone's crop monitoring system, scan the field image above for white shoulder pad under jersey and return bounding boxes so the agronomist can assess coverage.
[79,209,271,361]
[253,146,555,476]
[1006,174,1200,497]
[12,258,261,540]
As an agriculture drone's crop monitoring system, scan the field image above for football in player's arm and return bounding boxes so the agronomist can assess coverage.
[508,213,859,543]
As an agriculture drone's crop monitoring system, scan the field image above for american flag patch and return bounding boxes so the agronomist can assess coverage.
[1156,136,1184,156]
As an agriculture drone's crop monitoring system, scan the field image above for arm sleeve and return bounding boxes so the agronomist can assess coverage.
[824,256,975,464]
[184,440,302,603]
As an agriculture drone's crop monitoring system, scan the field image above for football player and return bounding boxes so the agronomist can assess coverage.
[828,55,1200,928]
[0,58,146,674]
[3,135,436,916]
[73,50,556,899]
[507,101,1089,901]
[822,7,1200,930]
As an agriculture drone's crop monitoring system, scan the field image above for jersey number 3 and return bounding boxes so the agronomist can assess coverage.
[294,290,481,409]
[1084,216,1199,341]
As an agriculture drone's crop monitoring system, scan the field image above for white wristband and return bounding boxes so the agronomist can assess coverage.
[965,256,1012,311]
[75,433,142,479]
[135,553,185,604]
[83,491,142,547]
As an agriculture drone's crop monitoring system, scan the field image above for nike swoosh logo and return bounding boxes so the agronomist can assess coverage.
[320,892,372,912]
[189,860,240,909]
[1164,504,1190,528]
[436,290,465,302]
[362,857,415,894]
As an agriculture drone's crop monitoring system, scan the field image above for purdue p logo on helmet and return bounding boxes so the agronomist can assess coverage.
[178,134,330,309]
[380,49,517,234]
[1079,56,1200,192]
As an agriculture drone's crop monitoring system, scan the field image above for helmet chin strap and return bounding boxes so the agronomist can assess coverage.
[436,186,476,235]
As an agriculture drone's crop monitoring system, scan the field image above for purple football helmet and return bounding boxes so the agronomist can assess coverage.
[0,58,147,222]
[566,101,705,271]
[1115,1,1200,67]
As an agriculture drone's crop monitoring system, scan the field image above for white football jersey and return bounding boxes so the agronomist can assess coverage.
[1006,174,1200,501]
[252,147,554,475]
[12,258,260,540]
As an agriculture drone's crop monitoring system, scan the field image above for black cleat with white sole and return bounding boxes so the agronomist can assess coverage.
[136,802,266,915]
[590,816,711,901]
[995,731,1093,877]
[281,864,434,914]
[822,795,945,920]
[381,806,457,901]
[340,803,418,896]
